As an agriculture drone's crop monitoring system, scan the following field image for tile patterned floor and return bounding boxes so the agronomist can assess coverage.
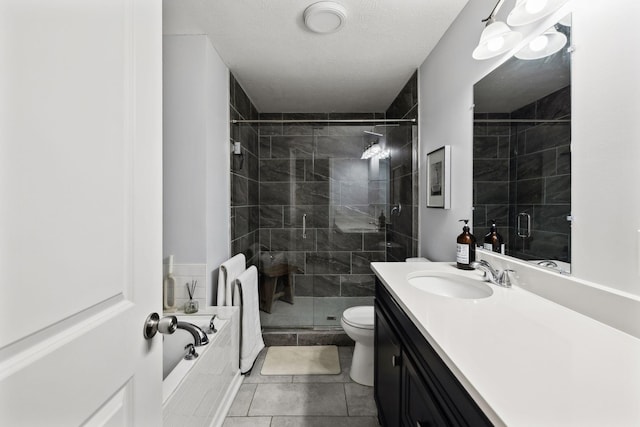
[223,346,379,427]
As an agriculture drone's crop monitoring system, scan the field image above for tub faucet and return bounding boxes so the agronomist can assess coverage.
[470,260,514,288]
[176,321,210,346]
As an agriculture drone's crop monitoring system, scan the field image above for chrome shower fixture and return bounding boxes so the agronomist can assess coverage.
[363,130,383,137]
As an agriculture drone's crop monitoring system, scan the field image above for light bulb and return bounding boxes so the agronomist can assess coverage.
[529,34,549,52]
[525,0,547,14]
[487,36,505,52]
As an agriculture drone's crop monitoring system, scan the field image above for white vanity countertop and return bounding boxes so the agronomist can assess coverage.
[371,262,640,427]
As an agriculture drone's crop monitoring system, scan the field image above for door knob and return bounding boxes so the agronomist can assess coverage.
[143,312,177,339]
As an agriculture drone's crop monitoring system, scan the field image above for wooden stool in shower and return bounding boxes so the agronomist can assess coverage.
[259,263,297,313]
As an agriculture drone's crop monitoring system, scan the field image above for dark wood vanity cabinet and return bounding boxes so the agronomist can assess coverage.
[374,279,493,427]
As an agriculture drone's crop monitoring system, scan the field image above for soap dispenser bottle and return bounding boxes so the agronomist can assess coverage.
[456,219,476,270]
[483,219,505,254]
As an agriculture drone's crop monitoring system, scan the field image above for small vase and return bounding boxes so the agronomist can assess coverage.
[184,299,199,314]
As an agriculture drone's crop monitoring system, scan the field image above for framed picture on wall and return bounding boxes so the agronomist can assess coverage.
[426,145,451,209]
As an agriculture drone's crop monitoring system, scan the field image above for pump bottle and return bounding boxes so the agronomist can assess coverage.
[483,219,505,254]
[456,219,476,270]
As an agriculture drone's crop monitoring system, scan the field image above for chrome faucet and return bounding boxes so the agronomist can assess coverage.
[176,321,210,346]
[470,260,515,288]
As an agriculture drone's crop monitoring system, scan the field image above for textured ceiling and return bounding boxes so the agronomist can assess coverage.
[163,0,469,113]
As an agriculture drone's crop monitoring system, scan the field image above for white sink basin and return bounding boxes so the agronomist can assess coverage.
[407,271,493,299]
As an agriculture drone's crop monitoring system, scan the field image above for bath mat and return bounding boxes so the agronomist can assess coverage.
[261,345,341,375]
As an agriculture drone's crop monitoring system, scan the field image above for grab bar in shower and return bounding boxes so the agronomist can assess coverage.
[302,214,307,239]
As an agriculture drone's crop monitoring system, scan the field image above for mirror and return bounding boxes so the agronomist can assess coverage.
[473,15,571,273]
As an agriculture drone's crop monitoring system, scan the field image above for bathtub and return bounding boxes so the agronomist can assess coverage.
[162,307,242,427]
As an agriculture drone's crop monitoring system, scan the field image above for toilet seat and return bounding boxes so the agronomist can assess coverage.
[342,306,374,329]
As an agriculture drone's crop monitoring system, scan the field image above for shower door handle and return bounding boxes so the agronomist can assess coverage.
[302,214,307,239]
[517,212,531,238]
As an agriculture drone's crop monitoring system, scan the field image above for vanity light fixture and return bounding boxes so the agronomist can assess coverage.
[472,0,522,60]
[507,0,569,27]
[515,26,567,60]
[303,1,347,34]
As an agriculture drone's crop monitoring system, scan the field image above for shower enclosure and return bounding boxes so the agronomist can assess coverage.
[229,73,419,332]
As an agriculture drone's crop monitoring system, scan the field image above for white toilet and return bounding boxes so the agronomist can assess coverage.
[341,305,375,386]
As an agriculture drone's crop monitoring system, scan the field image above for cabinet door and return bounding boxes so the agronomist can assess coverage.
[375,303,403,427]
[402,354,450,427]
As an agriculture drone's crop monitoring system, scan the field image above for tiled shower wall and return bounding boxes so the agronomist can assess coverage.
[230,75,260,268]
[385,72,419,261]
[474,86,571,262]
[229,71,419,327]
[258,113,387,305]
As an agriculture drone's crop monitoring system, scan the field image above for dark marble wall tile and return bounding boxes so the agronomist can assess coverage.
[271,228,316,252]
[512,101,536,121]
[270,135,315,159]
[293,274,314,296]
[315,136,365,159]
[486,122,511,136]
[534,205,571,234]
[283,205,330,228]
[312,275,341,297]
[352,251,385,274]
[239,124,258,156]
[537,86,571,120]
[386,71,417,119]
[234,79,252,120]
[386,233,411,261]
[259,228,271,249]
[306,252,351,275]
[233,207,249,239]
[364,232,386,251]
[282,113,329,135]
[341,275,375,297]
[259,159,303,182]
[305,158,330,181]
[545,175,571,203]
[517,179,544,204]
[394,205,413,238]
[475,182,509,204]
[556,145,571,175]
[260,205,283,228]
[497,136,511,158]
[528,231,570,262]
[486,205,510,227]
[295,182,329,205]
[258,113,283,136]
[248,178,259,206]
[259,136,271,158]
[474,159,509,181]
[317,229,363,251]
[473,136,499,158]
[525,123,571,154]
[259,182,291,205]
[231,174,248,206]
[516,150,557,180]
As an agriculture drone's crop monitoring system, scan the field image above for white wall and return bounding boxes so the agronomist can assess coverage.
[419,0,640,295]
[163,35,230,304]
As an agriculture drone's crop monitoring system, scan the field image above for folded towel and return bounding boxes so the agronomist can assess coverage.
[217,253,246,306]
[233,265,265,373]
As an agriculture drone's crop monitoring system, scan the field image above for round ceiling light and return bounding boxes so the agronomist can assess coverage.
[304,1,347,34]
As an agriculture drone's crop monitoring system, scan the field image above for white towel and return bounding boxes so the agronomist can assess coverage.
[233,265,265,373]
[217,253,246,306]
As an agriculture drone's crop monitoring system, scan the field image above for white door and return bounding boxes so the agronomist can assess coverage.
[0,0,163,425]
